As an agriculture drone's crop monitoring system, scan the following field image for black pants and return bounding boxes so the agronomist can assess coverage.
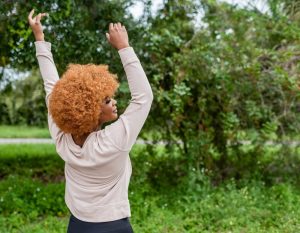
[67,214,134,233]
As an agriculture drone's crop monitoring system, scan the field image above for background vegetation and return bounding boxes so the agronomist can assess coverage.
[1,0,300,232]
[2,144,300,232]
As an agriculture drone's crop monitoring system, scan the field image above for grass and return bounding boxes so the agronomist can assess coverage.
[1,144,300,232]
[0,144,56,157]
[0,144,62,181]
[0,215,68,233]
[130,181,300,233]
[0,125,50,138]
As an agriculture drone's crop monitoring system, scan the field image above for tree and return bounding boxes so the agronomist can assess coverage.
[0,0,141,75]
[0,0,144,124]
[142,0,300,181]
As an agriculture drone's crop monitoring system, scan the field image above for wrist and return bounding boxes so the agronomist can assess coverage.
[117,44,130,50]
[34,33,44,41]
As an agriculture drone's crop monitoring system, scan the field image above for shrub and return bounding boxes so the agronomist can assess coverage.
[142,1,300,181]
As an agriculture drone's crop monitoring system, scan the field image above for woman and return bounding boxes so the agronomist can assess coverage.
[28,9,153,233]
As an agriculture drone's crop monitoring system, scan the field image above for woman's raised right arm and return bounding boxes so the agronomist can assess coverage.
[101,23,153,151]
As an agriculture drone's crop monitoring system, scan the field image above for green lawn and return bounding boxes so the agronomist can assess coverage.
[0,125,50,138]
[1,144,300,232]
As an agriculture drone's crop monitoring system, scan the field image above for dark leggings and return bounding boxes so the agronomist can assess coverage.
[67,214,134,233]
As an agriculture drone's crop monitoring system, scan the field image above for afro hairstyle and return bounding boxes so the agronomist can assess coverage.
[49,64,119,135]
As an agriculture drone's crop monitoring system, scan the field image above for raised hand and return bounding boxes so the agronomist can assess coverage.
[28,9,47,41]
[106,23,129,50]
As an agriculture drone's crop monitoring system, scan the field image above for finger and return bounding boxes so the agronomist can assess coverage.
[122,25,126,31]
[105,33,110,41]
[113,23,118,29]
[40,13,48,21]
[28,9,35,20]
[117,22,122,29]
[36,13,41,25]
[109,23,114,32]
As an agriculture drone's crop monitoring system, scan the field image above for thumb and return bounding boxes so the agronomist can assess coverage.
[105,33,110,41]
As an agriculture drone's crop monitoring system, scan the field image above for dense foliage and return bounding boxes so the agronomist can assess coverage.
[2,144,300,232]
[1,0,300,181]
[0,0,142,73]
[1,1,300,231]
[142,0,300,181]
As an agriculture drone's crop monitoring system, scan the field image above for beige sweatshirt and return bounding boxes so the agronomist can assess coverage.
[35,41,153,222]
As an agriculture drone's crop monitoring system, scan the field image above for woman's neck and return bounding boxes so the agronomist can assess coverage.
[71,132,90,147]
[71,125,102,147]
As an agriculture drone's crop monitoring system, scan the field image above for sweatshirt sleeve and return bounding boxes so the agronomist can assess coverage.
[101,47,153,151]
[35,41,62,141]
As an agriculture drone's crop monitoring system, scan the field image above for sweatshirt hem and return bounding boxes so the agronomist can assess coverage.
[66,198,131,223]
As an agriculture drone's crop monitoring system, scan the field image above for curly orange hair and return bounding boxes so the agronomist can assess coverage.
[49,64,119,135]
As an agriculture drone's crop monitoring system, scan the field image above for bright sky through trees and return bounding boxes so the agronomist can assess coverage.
[129,0,269,20]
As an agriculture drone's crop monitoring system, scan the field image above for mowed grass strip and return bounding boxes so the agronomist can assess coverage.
[0,144,56,157]
[0,125,50,138]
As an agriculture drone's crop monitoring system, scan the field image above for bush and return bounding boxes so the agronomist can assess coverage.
[1,144,300,232]
[141,1,300,181]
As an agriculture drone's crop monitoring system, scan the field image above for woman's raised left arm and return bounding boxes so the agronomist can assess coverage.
[28,9,59,106]
[28,9,62,141]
